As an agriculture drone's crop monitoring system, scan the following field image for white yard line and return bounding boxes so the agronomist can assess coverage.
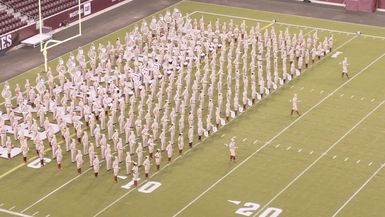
[194,10,385,40]
[0,208,32,217]
[171,51,385,217]
[331,163,385,217]
[21,172,89,213]
[21,135,138,212]
[252,100,385,217]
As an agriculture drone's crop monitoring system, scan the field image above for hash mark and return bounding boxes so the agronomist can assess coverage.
[0,203,3,207]
[32,211,39,216]
[221,134,225,137]
[350,95,355,99]
[290,86,294,89]
[332,155,337,159]
[286,146,291,150]
[371,98,375,102]
[320,90,324,94]
[298,148,302,153]
[310,89,315,92]
[9,206,15,210]
[300,87,304,90]
[340,93,344,97]
[360,97,365,101]
[309,151,314,155]
[344,157,349,162]
[242,138,247,142]
[356,160,361,164]
[253,139,258,144]
[275,144,280,148]
[369,162,373,166]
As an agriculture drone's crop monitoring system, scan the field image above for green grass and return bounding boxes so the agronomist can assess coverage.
[0,1,385,217]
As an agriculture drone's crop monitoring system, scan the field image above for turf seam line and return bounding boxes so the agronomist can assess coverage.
[172,50,384,217]
[331,163,385,217]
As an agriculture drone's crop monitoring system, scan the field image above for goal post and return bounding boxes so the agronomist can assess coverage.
[38,0,83,72]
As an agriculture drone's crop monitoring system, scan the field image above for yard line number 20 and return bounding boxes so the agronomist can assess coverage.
[235,202,282,217]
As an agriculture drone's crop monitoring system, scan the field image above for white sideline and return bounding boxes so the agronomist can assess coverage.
[252,100,385,217]
[172,50,384,217]
[195,11,385,40]
[0,208,32,217]
[331,163,385,217]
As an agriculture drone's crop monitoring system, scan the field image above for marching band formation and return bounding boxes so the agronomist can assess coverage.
[1,8,334,185]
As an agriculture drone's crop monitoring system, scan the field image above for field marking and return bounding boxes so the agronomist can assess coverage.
[331,163,385,217]
[32,211,39,216]
[252,100,385,217]
[91,19,312,216]
[344,157,349,162]
[298,148,302,153]
[9,206,15,210]
[185,0,382,30]
[242,138,248,142]
[253,139,258,144]
[0,203,3,207]
[172,51,384,217]
[193,9,385,40]
[340,93,344,97]
[21,124,124,213]
[0,124,89,180]
[0,208,32,217]
[0,0,189,93]
[0,9,198,107]
[21,172,90,213]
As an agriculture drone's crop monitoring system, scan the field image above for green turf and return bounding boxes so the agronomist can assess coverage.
[0,1,385,217]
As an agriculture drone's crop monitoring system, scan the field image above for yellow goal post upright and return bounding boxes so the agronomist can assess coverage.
[38,0,83,72]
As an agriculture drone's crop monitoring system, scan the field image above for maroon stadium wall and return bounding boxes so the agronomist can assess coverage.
[378,0,385,9]
[1,0,126,53]
[319,0,384,11]
[345,0,377,12]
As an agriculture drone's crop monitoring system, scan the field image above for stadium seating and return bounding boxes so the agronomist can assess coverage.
[2,0,87,20]
[0,9,27,35]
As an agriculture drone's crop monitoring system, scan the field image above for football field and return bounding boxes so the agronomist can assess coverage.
[0,1,385,216]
